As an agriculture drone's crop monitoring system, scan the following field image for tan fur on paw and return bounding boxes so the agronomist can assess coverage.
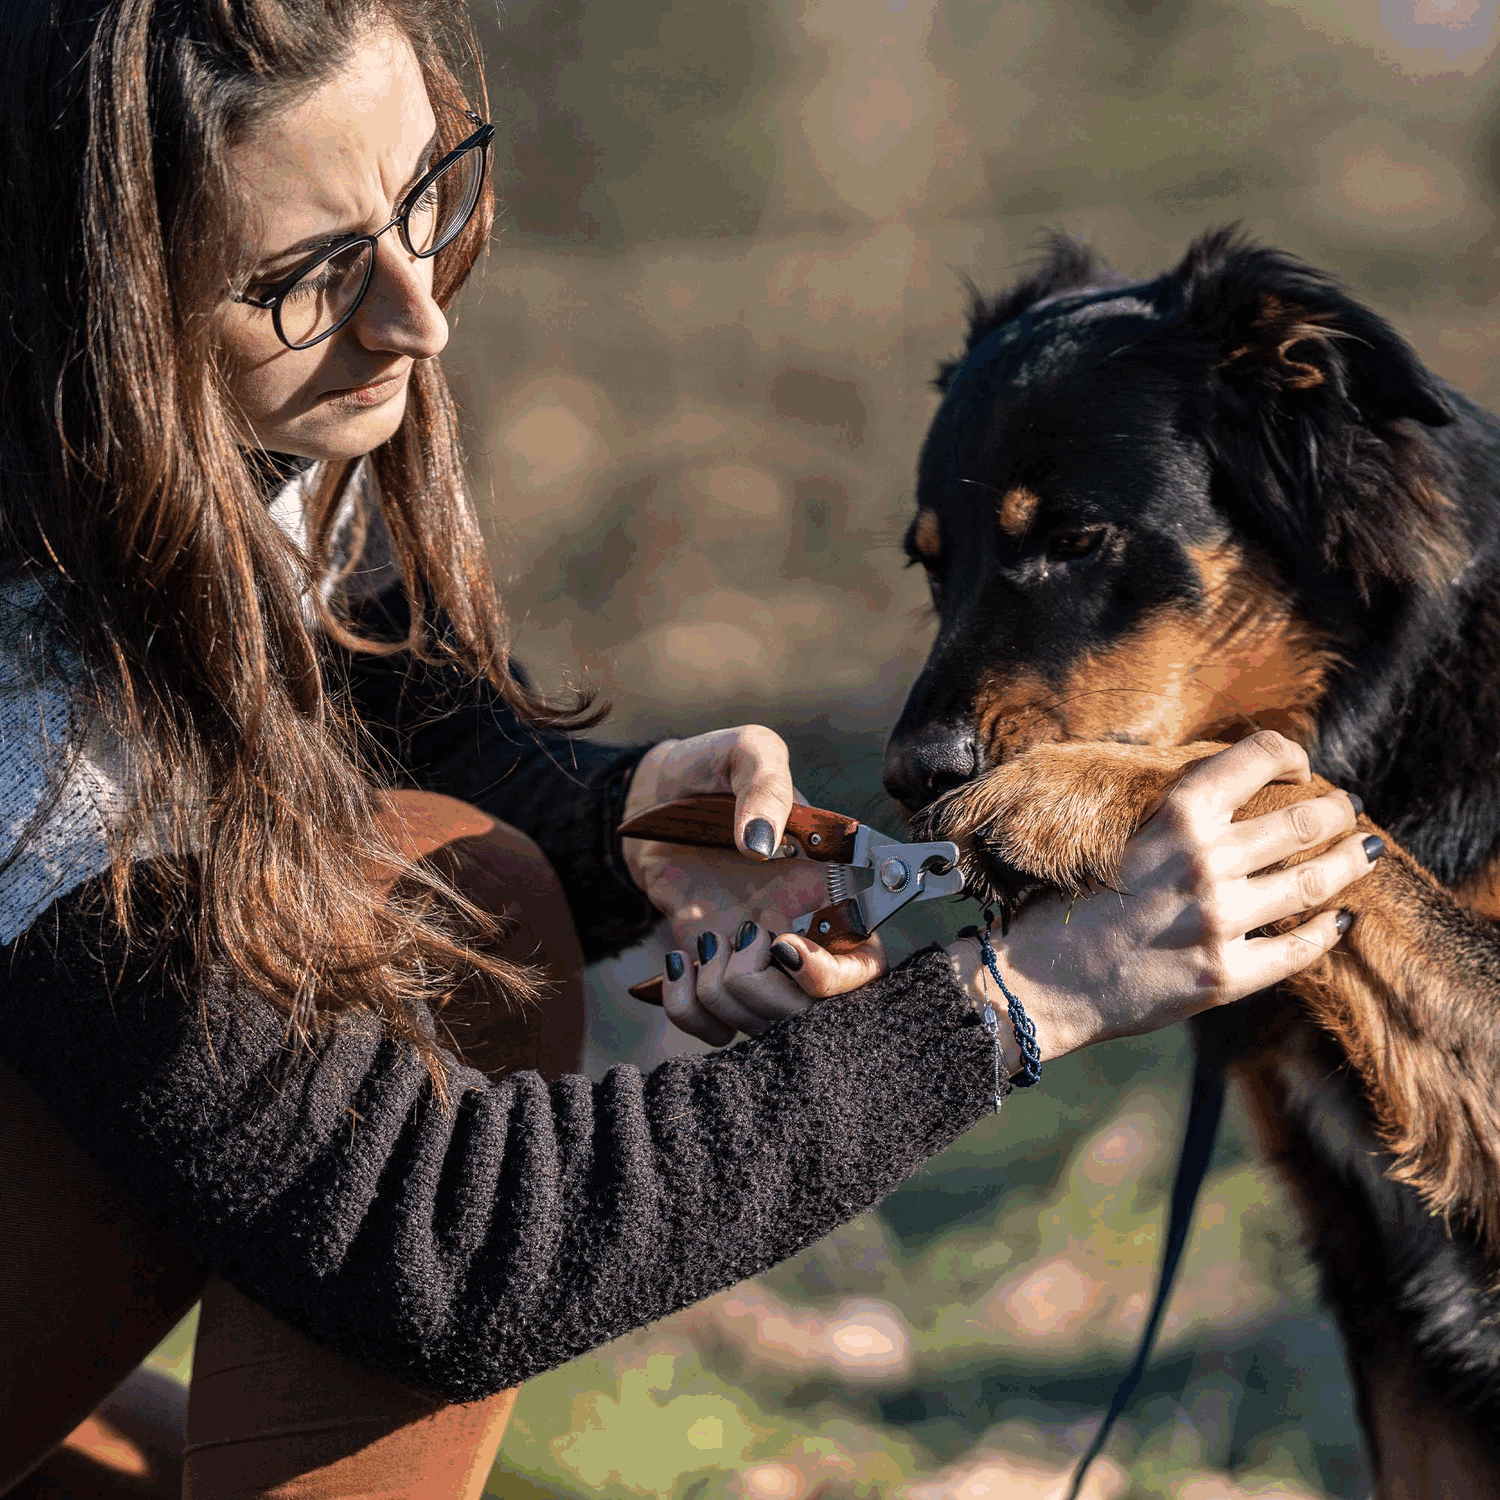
[914,741,1225,909]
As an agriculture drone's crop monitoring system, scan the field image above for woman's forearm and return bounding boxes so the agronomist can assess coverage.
[0,876,998,1401]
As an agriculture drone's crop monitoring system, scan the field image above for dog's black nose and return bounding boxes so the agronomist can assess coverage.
[882,725,979,811]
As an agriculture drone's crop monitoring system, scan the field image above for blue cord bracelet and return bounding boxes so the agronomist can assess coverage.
[959,909,1043,1091]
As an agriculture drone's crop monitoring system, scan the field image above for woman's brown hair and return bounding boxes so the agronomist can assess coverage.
[0,0,599,1089]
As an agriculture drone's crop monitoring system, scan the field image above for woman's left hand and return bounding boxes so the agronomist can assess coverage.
[621,726,886,1042]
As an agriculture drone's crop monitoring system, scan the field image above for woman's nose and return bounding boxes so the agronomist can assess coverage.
[349,239,448,360]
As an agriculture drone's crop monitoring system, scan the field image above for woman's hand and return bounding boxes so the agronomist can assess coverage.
[653,918,888,1047]
[947,732,1378,1067]
[623,726,800,873]
[622,727,886,1044]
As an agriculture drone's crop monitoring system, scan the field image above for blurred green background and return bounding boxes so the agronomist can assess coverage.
[163,0,1500,1492]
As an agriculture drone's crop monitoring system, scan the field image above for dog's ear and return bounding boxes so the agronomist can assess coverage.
[1177,228,1453,426]
[937,234,1135,394]
[1175,227,1463,594]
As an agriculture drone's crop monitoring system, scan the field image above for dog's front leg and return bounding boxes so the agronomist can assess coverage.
[914,739,1227,913]
[921,737,1500,1271]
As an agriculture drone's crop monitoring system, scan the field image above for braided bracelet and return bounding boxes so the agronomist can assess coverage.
[958,909,1043,1095]
[959,938,1007,1115]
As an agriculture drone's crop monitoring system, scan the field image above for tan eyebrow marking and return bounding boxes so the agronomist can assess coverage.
[998,486,1040,537]
[911,506,942,559]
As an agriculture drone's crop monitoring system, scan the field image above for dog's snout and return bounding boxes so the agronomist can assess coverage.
[882,725,979,811]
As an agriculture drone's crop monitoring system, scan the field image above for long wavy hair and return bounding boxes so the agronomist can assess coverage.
[0,0,601,1091]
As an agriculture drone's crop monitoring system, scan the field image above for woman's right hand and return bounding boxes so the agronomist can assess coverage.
[947,732,1379,1066]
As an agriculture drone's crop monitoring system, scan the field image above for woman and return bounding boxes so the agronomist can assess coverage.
[0,0,1377,1494]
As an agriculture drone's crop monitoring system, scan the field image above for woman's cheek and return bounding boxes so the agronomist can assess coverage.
[212,311,316,449]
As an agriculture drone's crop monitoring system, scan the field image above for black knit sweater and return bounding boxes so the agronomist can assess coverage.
[0,595,1003,1402]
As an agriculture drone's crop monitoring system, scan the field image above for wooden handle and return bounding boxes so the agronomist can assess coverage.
[628,975,666,1006]
[794,898,869,954]
[627,956,702,1007]
[618,794,862,863]
[617,793,738,849]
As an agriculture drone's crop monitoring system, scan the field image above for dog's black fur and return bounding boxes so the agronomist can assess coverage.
[882,228,1500,1481]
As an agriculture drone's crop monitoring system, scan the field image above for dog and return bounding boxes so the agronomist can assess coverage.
[881,228,1500,1496]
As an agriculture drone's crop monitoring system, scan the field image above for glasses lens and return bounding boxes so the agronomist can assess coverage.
[278,239,373,348]
[404,144,485,258]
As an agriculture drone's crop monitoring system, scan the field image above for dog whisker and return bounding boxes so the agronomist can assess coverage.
[956,476,1007,501]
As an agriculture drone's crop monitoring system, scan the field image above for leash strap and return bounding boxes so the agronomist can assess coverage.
[1065,1043,1227,1500]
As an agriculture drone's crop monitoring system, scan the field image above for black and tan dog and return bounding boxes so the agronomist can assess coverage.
[882,228,1500,1495]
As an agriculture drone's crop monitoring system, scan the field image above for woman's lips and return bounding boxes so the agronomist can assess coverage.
[327,368,409,407]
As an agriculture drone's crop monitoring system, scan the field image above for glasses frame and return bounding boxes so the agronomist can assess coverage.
[233,110,495,351]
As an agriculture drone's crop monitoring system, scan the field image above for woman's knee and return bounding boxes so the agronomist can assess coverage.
[375,791,587,1080]
[184,1275,516,1500]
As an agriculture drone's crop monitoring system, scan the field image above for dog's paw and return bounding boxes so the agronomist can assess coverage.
[914,741,1225,911]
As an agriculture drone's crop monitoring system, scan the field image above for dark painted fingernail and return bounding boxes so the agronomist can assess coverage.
[743,819,776,859]
[1347,792,1364,819]
[769,940,803,973]
[1363,834,1385,863]
[734,920,758,952]
[697,931,719,964]
[1336,909,1354,936]
[665,951,685,981]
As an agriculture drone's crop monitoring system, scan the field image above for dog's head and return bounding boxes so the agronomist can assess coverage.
[884,227,1463,815]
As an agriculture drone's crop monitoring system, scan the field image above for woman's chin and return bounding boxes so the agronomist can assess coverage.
[260,389,409,463]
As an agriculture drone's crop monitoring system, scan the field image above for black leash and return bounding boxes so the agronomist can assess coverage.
[1064,1042,1227,1499]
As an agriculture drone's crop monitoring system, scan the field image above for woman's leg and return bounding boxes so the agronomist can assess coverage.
[182,792,587,1499]
[379,790,588,1082]
[2,793,586,1500]
[5,1365,192,1499]
[182,1283,519,1500]
[0,1057,205,1498]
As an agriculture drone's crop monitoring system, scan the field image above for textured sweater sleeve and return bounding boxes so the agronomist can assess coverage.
[330,588,658,963]
[0,877,1002,1401]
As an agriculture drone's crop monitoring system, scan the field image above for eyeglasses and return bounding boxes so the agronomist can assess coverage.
[233,112,494,351]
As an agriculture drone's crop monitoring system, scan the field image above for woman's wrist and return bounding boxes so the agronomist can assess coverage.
[944,916,1104,1069]
[944,930,1026,1076]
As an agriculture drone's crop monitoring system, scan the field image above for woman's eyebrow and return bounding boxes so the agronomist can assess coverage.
[258,125,443,266]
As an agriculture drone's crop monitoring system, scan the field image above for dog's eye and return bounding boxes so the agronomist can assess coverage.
[1046,527,1107,561]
